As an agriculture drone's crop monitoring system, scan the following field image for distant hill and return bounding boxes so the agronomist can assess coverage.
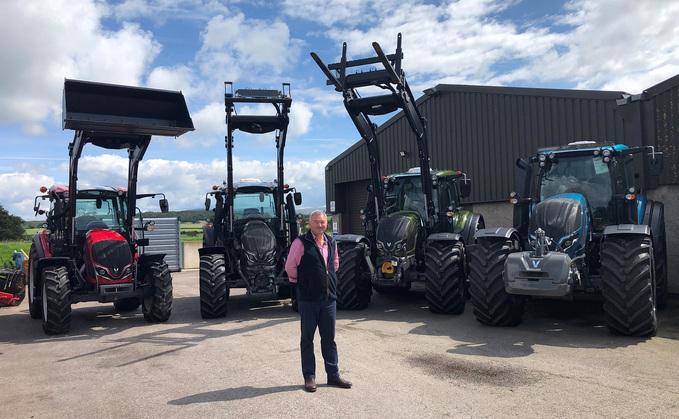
[142,209,212,223]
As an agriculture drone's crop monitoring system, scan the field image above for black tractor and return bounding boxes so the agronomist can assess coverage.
[312,34,484,313]
[28,79,194,334]
[199,83,302,318]
[469,141,665,336]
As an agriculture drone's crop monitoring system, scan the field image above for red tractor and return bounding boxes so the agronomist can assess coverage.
[27,79,193,334]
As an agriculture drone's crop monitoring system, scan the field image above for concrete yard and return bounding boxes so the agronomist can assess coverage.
[1,269,678,418]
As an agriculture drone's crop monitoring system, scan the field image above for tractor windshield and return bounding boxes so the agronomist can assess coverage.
[74,196,127,233]
[539,154,613,231]
[233,191,278,230]
[383,176,436,219]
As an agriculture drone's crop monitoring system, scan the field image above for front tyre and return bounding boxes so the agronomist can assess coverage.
[142,261,172,323]
[425,241,466,314]
[468,237,524,326]
[199,254,229,318]
[601,235,657,337]
[336,244,371,310]
[41,266,71,335]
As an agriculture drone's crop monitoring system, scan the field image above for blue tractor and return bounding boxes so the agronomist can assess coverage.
[469,141,665,336]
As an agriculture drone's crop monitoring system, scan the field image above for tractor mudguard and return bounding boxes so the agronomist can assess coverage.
[425,232,463,245]
[335,234,368,244]
[460,212,484,246]
[198,246,226,257]
[474,227,520,240]
[138,253,166,266]
[202,224,215,247]
[602,224,650,237]
[35,257,70,283]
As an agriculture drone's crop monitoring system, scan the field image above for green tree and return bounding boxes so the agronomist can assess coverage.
[0,204,25,240]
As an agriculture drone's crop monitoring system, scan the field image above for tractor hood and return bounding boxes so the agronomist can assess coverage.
[84,229,134,284]
[529,193,588,256]
[241,220,277,266]
[375,211,423,256]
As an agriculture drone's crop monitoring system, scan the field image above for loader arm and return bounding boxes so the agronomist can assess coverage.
[311,33,435,230]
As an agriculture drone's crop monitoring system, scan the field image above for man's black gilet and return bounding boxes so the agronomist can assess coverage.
[296,230,338,302]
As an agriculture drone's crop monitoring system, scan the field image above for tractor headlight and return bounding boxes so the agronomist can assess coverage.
[376,242,385,251]
[96,267,108,277]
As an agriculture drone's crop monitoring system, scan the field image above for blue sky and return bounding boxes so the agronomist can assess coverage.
[1,0,679,221]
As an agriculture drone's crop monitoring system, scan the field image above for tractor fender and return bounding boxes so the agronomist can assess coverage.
[335,234,369,245]
[642,200,665,240]
[461,212,485,246]
[198,246,226,257]
[36,257,70,274]
[31,233,48,259]
[138,253,166,267]
[425,232,463,244]
[602,224,650,237]
[202,224,215,247]
[474,227,520,240]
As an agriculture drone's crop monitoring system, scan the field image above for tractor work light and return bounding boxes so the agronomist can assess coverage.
[549,153,556,160]
[538,154,547,162]
[602,149,611,157]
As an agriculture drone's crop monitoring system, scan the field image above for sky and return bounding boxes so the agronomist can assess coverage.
[1,0,679,221]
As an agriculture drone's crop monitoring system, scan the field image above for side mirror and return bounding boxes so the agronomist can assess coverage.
[648,152,663,176]
[205,197,211,211]
[460,180,471,199]
[159,199,169,213]
[294,192,302,206]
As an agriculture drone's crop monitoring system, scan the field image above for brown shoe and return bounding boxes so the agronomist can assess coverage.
[304,378,317,392]
[327,376,352,389]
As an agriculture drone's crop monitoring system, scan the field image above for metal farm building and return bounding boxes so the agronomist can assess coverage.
[324,74,679,291]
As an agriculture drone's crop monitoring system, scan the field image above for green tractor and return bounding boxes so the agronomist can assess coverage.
[469,141,665,336]
[312,34,484,313]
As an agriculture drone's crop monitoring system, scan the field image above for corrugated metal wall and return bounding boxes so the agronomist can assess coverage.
[326,79,679,210]
[644,75,679,185]
[136,217,181,272]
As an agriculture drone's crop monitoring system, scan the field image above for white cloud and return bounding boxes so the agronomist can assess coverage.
[0,173,55,220]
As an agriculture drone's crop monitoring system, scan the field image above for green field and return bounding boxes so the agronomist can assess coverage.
[0,242,31,268]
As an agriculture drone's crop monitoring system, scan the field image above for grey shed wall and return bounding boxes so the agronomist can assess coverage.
[136,217,181,272]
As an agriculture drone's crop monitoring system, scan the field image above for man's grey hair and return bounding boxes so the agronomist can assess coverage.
[309,210,327,219]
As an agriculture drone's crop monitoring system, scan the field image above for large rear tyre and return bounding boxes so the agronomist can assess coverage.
[41,266,71,335]
[28,244,42,319]
[336,244,371,310]
[601,235,657,337]
[468,237,524,326]
[142,261,172,323]
[425,241,466,314]
[199,254,229,318]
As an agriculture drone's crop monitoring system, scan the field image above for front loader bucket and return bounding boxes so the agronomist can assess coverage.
[63,79,194,137]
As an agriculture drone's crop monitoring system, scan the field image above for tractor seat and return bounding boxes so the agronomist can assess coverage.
[76,215,107,230]
[529,198,584,247]
[243,208,261,218]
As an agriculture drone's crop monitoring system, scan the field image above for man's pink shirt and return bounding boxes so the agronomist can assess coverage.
[285,234,339,283]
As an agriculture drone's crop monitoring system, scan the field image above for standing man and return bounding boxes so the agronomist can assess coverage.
[285,210,352,392]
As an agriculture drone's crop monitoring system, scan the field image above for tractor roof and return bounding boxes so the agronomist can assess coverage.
[538,141,628,155]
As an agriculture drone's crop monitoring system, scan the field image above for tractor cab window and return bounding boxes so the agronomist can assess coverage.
[539,154,613,230]
[384,177,432,219]
[233,191,278,233]
[74,197,126,233]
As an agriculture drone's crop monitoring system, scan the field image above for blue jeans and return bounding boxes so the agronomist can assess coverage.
[298,299,339,380]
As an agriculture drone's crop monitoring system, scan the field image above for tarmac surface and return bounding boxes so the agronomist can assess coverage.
[1,269,678,418]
